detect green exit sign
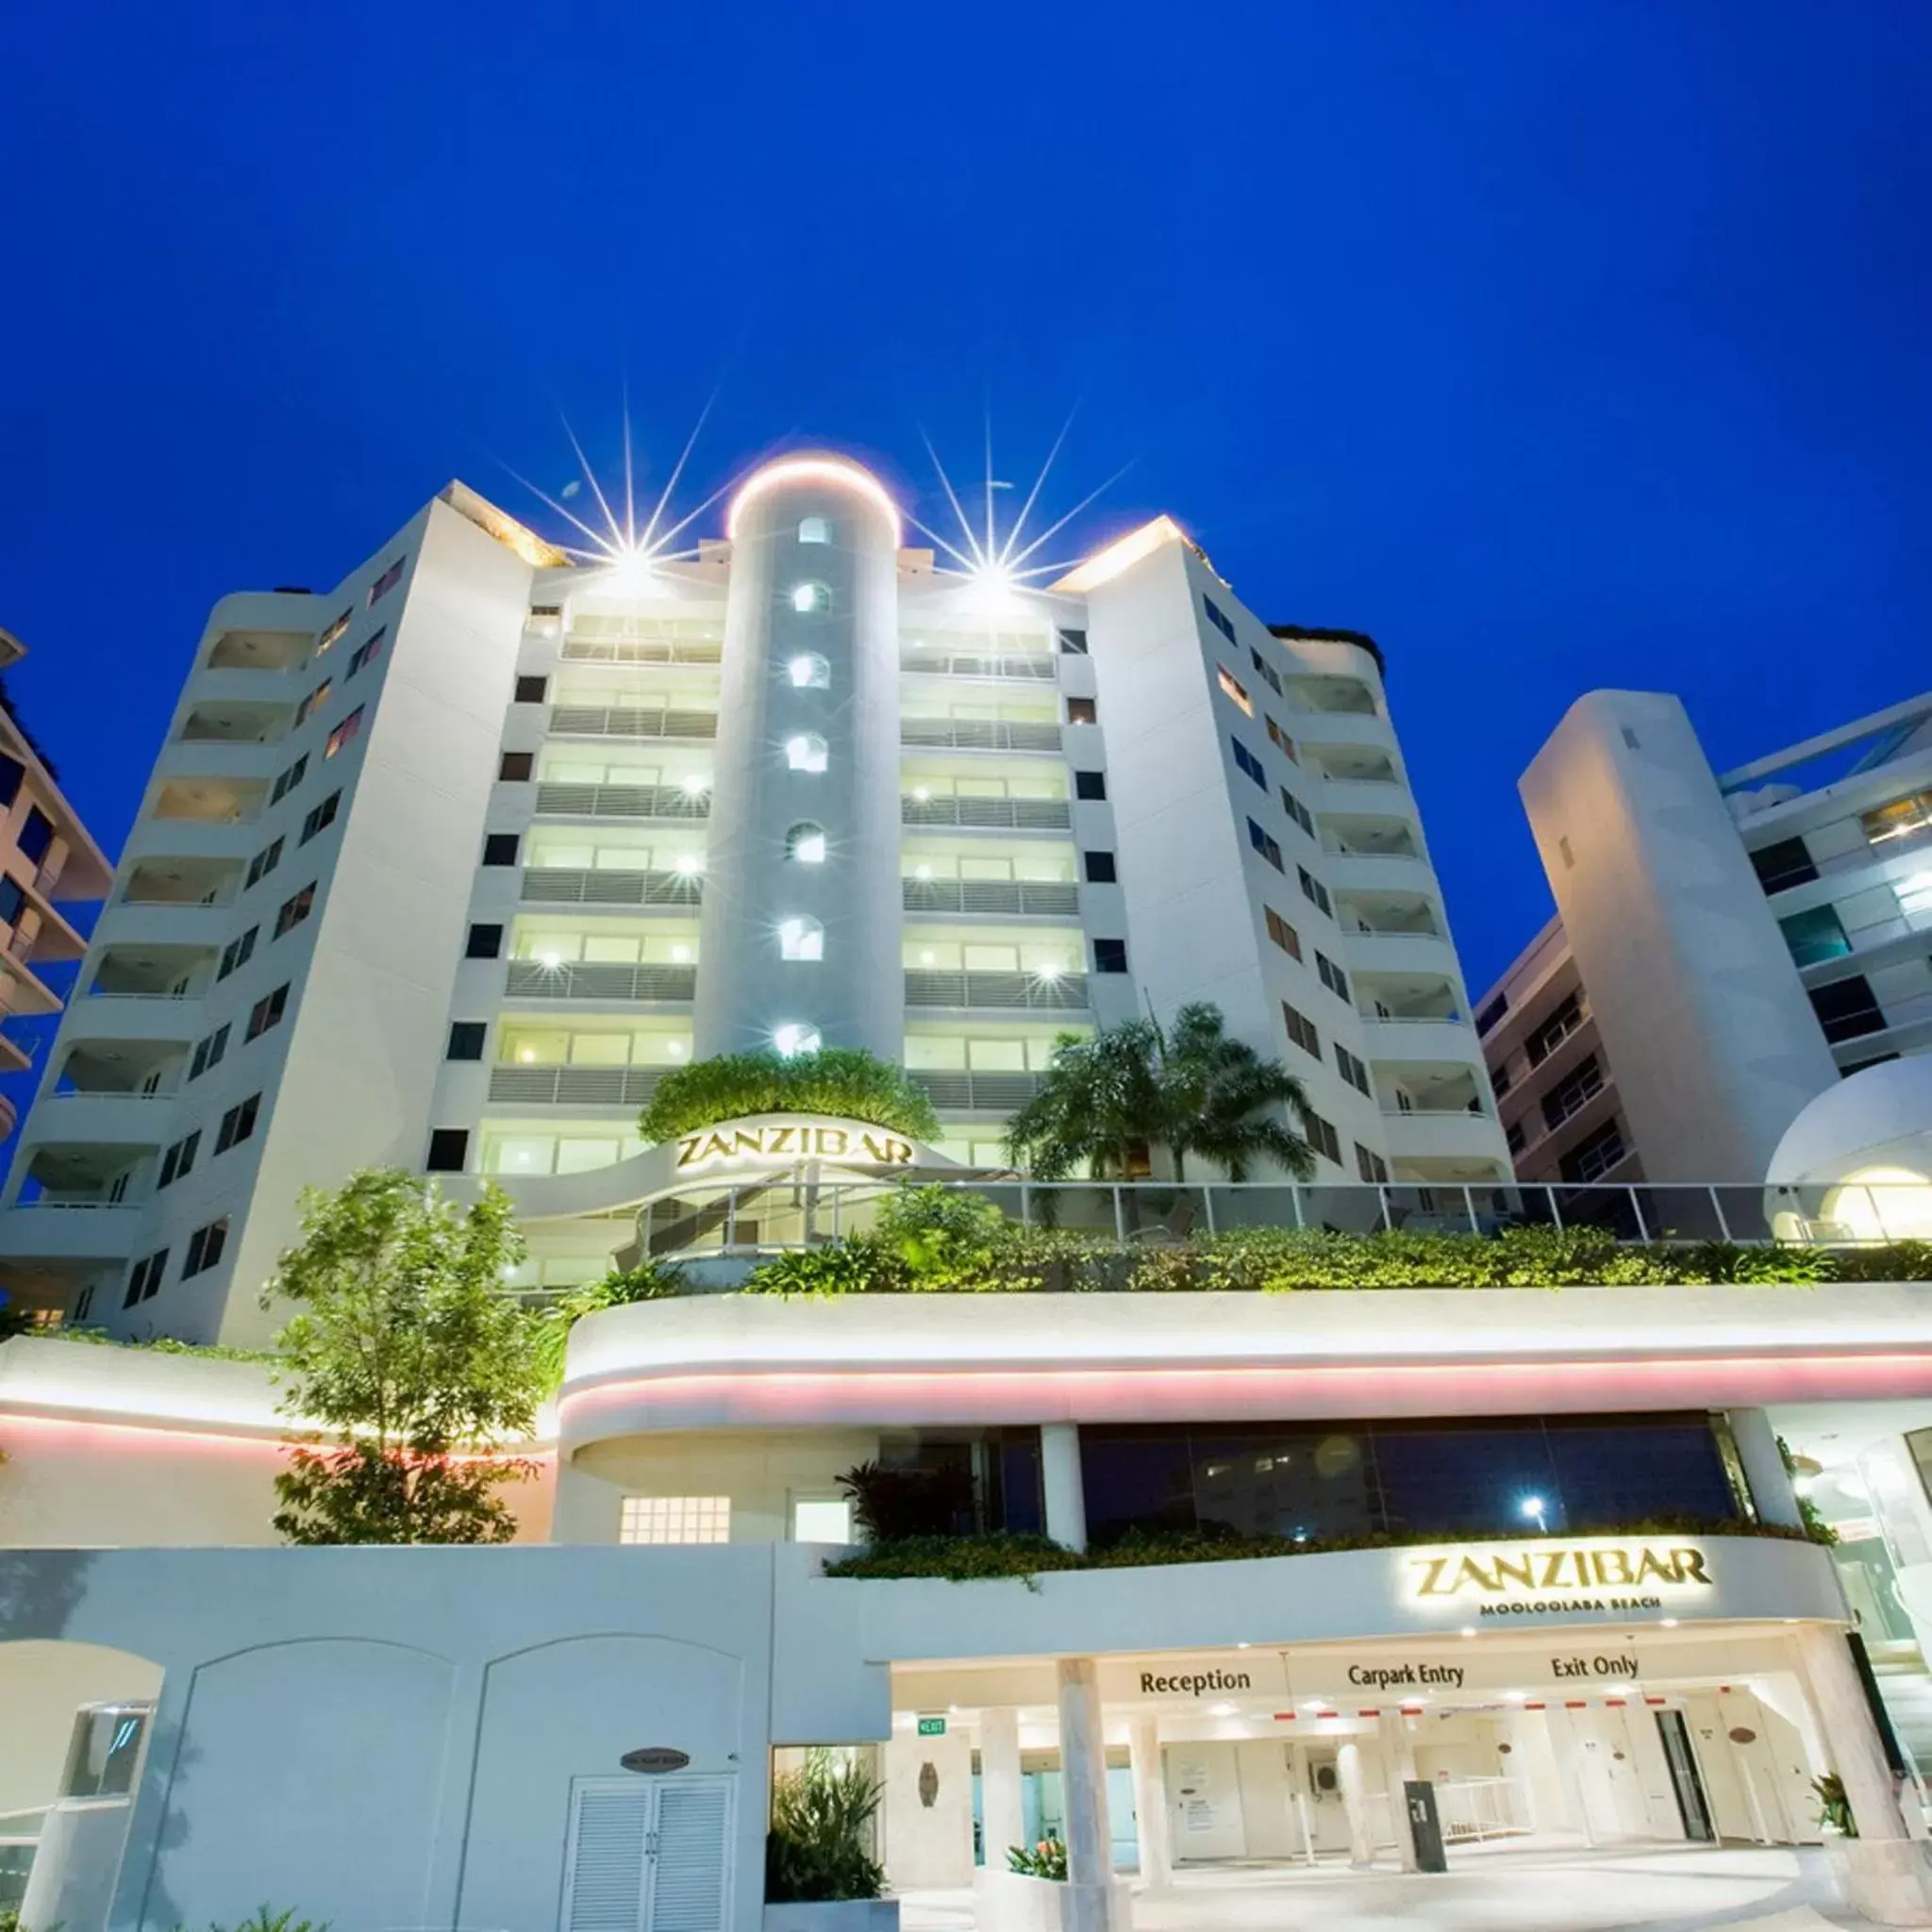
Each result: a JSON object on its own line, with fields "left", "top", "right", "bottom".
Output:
{"left": 916, "top": 1716, "right": 947, "bottom": 1737}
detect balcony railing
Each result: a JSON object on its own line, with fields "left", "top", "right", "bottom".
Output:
{"left": 487, "top": 1064, "right": 666, "bottom": 1106}
{"left": 520, "top": 868, "right": 704, "bottom": 908}
{"left": 910, "top": 1069, "right": 1046, "bottom": 1110}
{"left": 504, "top": 962, "right": 697, "bottom": 1002}
{"left": 561, "top": 636, "right": 723, "bottom": 665}
{"left": 902, "top": 878, "right": 1080, "bottom": 918}
{"left": 533, "top": 783, "right": 711, "bottom": 822}
{"left": 547, "top": 706, "right": 717, "bottom": 741}
{"left": 901, "top": 720, "right": 1062, "bottom": 754}
{"left": 901, "top": 650, "right": 1057, "bottom": 682}
{"left": 901, "top": 795, "right": 1072, "bottom": 831}
{"left": 904, "top": 969, "right": 1090, "bottom": 1011}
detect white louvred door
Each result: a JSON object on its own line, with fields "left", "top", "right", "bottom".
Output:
{"left": 561, "top": 1780, "right": 652, "bottom": 1932}
{"left": 643, "top": 1776, "right": 734, "bottom": 1932}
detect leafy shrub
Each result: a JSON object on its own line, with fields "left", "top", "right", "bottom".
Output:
{"left": 766, "top": 1753, "right": 886, "bottom": 1902}
{"left": 639, "top": 1048, "right": 940, "bottom": 1143}
{"left": 824, "top": 1532, "right": 1083, "bottom": 1582}
{"left": 839, "top": 1459, "right": 977, "bottom": 1540}
{"left": 743, "top": 1241, "right": 907, "bottom": 1298}
{"left": 1008, "top": 1837, "right": 1069, "bottom": 1879}
{"left": 180, "top": 1911, "right": 331, "bottom": 1932}
{"left": 533, "top": 1260, "right": 687, "bottom": 1387}
{"left": 873, "top": 1184, "right": 1014, "bottom": 1291}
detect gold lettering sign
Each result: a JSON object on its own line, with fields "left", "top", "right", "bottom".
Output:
{"left": 674, "top": 1118, "right": 917, "bottom": 1174}
{"left": 1407, "top": 1543, "right": 1713, "bottom": 1619}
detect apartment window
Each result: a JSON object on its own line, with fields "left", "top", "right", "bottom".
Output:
{"left": 1083, "top": 851, "right": 1118, "bottom": 884}
{"left": 1863, "top": 791, "right": 1932, "bottom": 849}
{"left": 1282, "top": 1001, "right": 1321, "bottom": 1059}
{"left": 270, "top": 753, "right": 308, "bottom": 804}
{"left": 1266, "top": 716, "right": 1296, "bottom": 761}
{"left": 1490, "top": 1059, "right": 1513, "bottom": 1099}
{"left": 1541, "top": 1054, "right": 1605, "bottom": 1130}
{"left": 1749, "top": 836, "right": 1817, "bottom": 894}
{"left": 1506, "top": 1119, "right": 1526, "bottom": 1157}
{"left": 445, "top": 1021, "right": 488, "bottom": 1061}
{"left": 482, "top": 833, "right": 520, "bottom": 867}
{"left": 1355, "top": 1142, "right": 1390, "bottom": 1184}
{"left": 1204, "top": 596, "right": 1238, "bottom": 645}
{"left": 1297, "top": 865, "right": 1332, "bottom": 917}
{"left": 158, "top": 1130, "right": 201, "bottom": 1189}
{"left": 273, "top": 884, "right": 315, "bottom": 939}
{"left": 294, "top": 678, "right": 332, "bottom": 727}
{"left": 1280, "top": 788, "right": 1315, "bottom": 838}
{"left": 300, "top": 791, "right": 341, "bottom": 843}
{"left": 316, "top": 608, "right": 352, "bottom": 655}
{"left": 797, "top": 516, "right": 832, "bottom": 544}
{"left": 1247, "top": 647, "right": 1283, "bottom": 696}
{"left": 188, "top": 1024, "right": 230, "bottom": 1081}
{"left": 498, "top": 751, "right": 534, "bottom": 782}
{"left": 1264, "top": 906, "right": 1302, "bottom": 959}
{"left": 1302, "top": 1109, "right": 1341, "bottom": 1166}
{"left": 0, "top": 878, "right": 26, "bottom": 927}
{"left": 1067, "top": 696, "right": 1098, "bottom": 725}
{"left": 346, "top": 628, "right": 386, "bottom": 678}
{"left": 1524, "top": 993, "right": 1582, "bottom": 1067}
{"left": 1074, "top": 769, "right": 1107, "bottom": 801}
{"left": 1057, "top": 628, "right": 1089, "bottom": 656}
{"left": 785, "top": 822, "right": 826, "bottom": 865}
{"left": 216, "top": 928, "right": 258, "bottom": 980}
{"left": 1810, "top": 975, "right": 1886, "bottom": 1044}
{"left": 182, "top": 1218, "right": 230, "bottom": 1278}
{"left": 368, "top": 557, "right": 407, "bottom": 605}
{"left": 1559, "top": 1119, "right": 1626, "bottom": 1185}
{"left": 425, "top": 1128, "right": 470, "bottom": 1173}
{"left": 0, "top": 755, "right": 22, "bottom": 809}
{"left": 1474, "top": 992, "right": 1509, "bottom": 1038}
{"left": 1247, "top": 820, "right": 1284, "bottom": 871}
{"left": 785, "top": 733, "right": 828, "bottom": 774}
{"left": 1335, "top": 1042, "right": 1372, "bottom": 1095}
{"left": 244, "top": 837, "right": 284, "bottom": 890}
{"left": 466, "top": 923, "right": 504, "bottom": 959}
{"left": 122, "top": 1248, "right": 169, "bottom": 1308}
{"left": 788, "top": 652, "right": 831, "bottom": 690}
{"left": 214, "top": 1093, "right": 261, "bottom": 1154}
{"left": 620, "top": 1496, "right": 730, "bottom": 1545}
{"left": 1315, "top": 952, "right": 1350, "bottom": 1001}
{"left": 1093, "top": 938, "right": 1128, "bottom": 974}
{"left": 325, "top": 708, "right": 365, "bottom": 758}
{"left": 1231, "top": 738, "right": 1266, "bottom": 789}
{"left": 778, "top": 916, "right": 824, "bottom": 961}
{"left": 1216, "top": 666, "right": 1254, "bottom": 716}
{"left": 1779, "top": 905, "right": 1853, "bottom": 969}
{"left": 244, "top": 983, "right": 290, "bottom": 1041}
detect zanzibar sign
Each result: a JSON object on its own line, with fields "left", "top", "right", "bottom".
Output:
{"left": 1408, "top": 1543, "right": 1715, "bottom": 1618}
{"left": 675, "top": 1119, "right": 917, "bottom": 1174}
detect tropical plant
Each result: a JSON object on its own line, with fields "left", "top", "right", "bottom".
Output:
{"left": 765, "top": 1751, "right": 887, "bottom": 1902}
{"left": 872, "top": 1183, "right": 1015, "bottom": 1291}
{"left": 639, "top": 1047, "right": 941, "bottom": 1143}
{"left": 261, "top": 1169, "right": 543, "bottom": 1545}
{"left": 191, "top": 1912, "right": 331, "bottom": 1932}
{"left": 1812, "top": 1771, "right": 1856, "bottom": 1836}
{"left": 839, "top": 1458, "right": 977, "bottom": 1540}
{"left": 743, "top": 1241, "right": 906, "bottom": 1298}
{"left": 1008, "top": 1837, "right": 1069, "bottom": 1879}
{"left": 532, "top": 1259, "right": 687, "bottom": 1389}
{"left": 1005, "top": 1004, "right": 1313, "bottom": 1183}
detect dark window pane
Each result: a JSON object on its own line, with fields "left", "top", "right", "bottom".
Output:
{"left": 425, "top": 1128, "right": 469, "bottom": 1173}
{"left": 466, "top": 923, "right": 504, "bottom": 959}
{"left": 1750, "top": 837, "right": 1817, "bottom": 894}
{"left": 1545, "top": 1417, "right": 1738, "bottom": 1527}
{"left": 1810, "top": 976, "right": 1885, "bottom": 1043}
{"left": 1074, "top": 769, "right": 1107, "bottom": 801}
{"left": 1078, "top": 1427, "right": 1198, "bottom": 1545}
{"left": 1371, "top": 1421, "right": 1559, "bottom": 1538}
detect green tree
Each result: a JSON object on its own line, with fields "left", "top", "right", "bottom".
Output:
{"left": 262, "top": 1169, "right": 542, "bottom": 1545}
{"left": 637, "top": 1046, "right": 941, "bottom": 1143}
{"left": 1004, "top": 1003, "right": 1315, "bottom": 1182}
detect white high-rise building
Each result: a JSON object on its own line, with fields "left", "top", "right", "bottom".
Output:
{"left": 0, "top": 457, "right": 1506, "bottom": 1343}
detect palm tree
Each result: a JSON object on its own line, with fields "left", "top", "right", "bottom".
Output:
{"left": 1004, "top": 1002, "right": 1316, "bottom": 1183}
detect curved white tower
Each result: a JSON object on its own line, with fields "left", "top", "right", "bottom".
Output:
{"left": 694, "top": 457, "right": 905, "bottom": 1059}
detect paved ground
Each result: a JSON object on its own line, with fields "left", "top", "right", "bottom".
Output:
{"left": 901, "top": 1842, "right": 1869, "bottom": 1930}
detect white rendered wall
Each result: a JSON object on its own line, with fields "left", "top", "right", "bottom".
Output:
{"left": 0, "top": 1641, "right": 162, "bottom": 1816}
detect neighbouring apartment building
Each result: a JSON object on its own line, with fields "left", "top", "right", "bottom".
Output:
{"left": 0, "top": 456, "right": 1507, "bottom": 1345}
{"left": 1478, "top": 689, "right": 1932, "bottom": 1191}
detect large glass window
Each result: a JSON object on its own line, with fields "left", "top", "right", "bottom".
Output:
{"left": 1780, "top": 904, "right": 1853, "bottom": 968}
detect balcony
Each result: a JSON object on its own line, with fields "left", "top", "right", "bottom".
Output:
{"left": 86, "top": 944, "right": 216, "bottom": 999}
{"left": 900, "top": 795, "right": 1072, "bottom": 832}
{"left": 1288, "top": 675, "right": 1378, "bottom": 717}
{"left": 121, "top": 857, "right": 242, "bottom": 910}
{"left": 547, "top": 705, "right": 717, "bottom": 741}
{"left": 0, "top": 1199, "right": 145, "bottom": 1263}
{"left": 177, "top": 700, "right": 291, "bottom": 744}
{"left": 25, "top": 1091, "right": 173, "bottom": 1143}
{"left": 900, "top": 646, "right": 1057, "bottom": 682}
{"left": 60, "top": 995, "right": 204, "bottom": 1046}
{"left": 901, "top": 878, "right": 1080, "bottom": 919}
{"left": 150, "top": 776, "right": 268, "bottom": 826}
{"left": 504, "top": 961, "right": 697, "bottom": 1003}
{"left": 910, "top": 1069, "right": 1045, "bottom": 1111}
{"left": 0, "top": 948, "right": 61, "bottom": 1020}
{"left": 486, "top": 1064, "right": 666, "bottom": 1107}
{"left": 1359, "top": 1016, "right": 1474, "bottom": 1062}
{"left": 901, "top": 719, "right": 1062, "bottom": 755}
{"left": 560, "top": 634, "right": 723, "bottom": 667}
{"left": 904, "top": 970, "right": 1090, "bottom": 1011}
{"left": 1323, "top": 852, "right": 1436, "bottom": 898}
{"left": 533, "top": 783, "right": 711, "bottom": 823}
{"left": 206, "top": 627, "right": 311, "bottom": 672}
{"left": 519, "top": 868, "right": 704, "bottom": 908}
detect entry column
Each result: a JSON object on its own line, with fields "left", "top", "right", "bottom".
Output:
{"left": 1728, "top": 1407, "right": 1805, "bottom": 1529}
{"left": 1057, "top": 1657, "right": 1119, "bottom": 1932}
{"left": 1127, "top": 1716, "right": 1171, "bottom": 1889}
{"left": 980, "top": 1707, "right": 1025, "bottom": 1874}
{"left": 1041, "top": 1423, "right": 1088, "bottom": 1551}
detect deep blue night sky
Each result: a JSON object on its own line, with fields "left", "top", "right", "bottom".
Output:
{"left": 4, "top": 0, "right": 1928, "bottom": 998}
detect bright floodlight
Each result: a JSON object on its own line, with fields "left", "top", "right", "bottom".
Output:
{"left": 1520, "top": 1494, "right": 1549, "bottom": 1529}
{"left": 538, "top": 950, "right": 562, "bottom": 970}
{"left": 673, "top": 854, "right": 702, "bottom": 876}
{"left": 603, "top": 546, "right": 663, "bottom": 596}
{"left": 681, "top": 773, "right": 709, "bottom": 797}
{"left": 774, "top": 1022, "right": 822, "bottom": 1058}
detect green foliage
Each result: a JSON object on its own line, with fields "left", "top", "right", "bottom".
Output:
{"left": 839, "top": 1459, "right": 977, "bottom": 1540}
{"left": 532, "top": 1260, "right": 687, "bottom": 1388}
{"left": 262, "top": 1170, "right": 542, "bottom": 1545}
{"left": 1007, "top": 1837, "right": 1068, "bottom": 1880}
{"left": 1779, "top": 1433, "right": 1841, "bottom": 1547}
{"left": 639, "top": 1048, "right": 941, "bottom": 1143}
{"left": 24, "top": 1325, "right": 276, "bottom": 1362}
{"left": 176, "top": 1912, "right": 329, "bottom": 1932}
{"left": 765, "top": 1752, "right": 887, "bottom": 1903}
{"left": 1005, "top": 1003, "right": 1314, "bottom": 1183}
{"left": 1813, "top": 1771, "right": 1856, "bottom": 1836}
{"left": 873, "top": 1184, "right": 1014, "bottom": 1290}
{"left": 824, "top": 1532, "right": 1081, "bottom": 1582}
{"left": 743, "top": 1241, "right": 908, "bottom": 1298}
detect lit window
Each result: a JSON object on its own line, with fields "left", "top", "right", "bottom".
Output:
{"left": 325, "top": 707, "right": 365, "bottom": 758}
{"left": 786, "top": 822, "right": 827, "bottom": 864}
{"left": 620, "top": 1496, "right": 730, "bottom": 1545}
{"left": 798, "top": 517, "right": 832, "bottom": 545}
{"left": 779, "top": 916, "right": 824, "bottom": 961}
{"left": 789, "top": 652, "right": 830, "bottom": 689}
{"left": 791, "top": 1496, "right": 854, "bottom": 1542}
{"left": 791, "top": 581, "right": 831, "bottom": 614}
{"left": 774, "top": 1023, "right": 822, "bottom": 1058}
{"left": 785, "top": 733, "right": 828, "bottom": 773}
{"left": 1217, "top": 666, "right": 1254, "bottom": 716}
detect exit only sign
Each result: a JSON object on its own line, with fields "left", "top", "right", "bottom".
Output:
{"left": 916, "top": 1715, "right": 947, "bottom": 1737}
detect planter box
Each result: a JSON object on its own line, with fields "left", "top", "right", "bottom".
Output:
{"left": 974, "top": 1867, "right": 1133, "bottom": 1932}
{"left": 765, "top": 1900, "right": 901, "bottom": 1932}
